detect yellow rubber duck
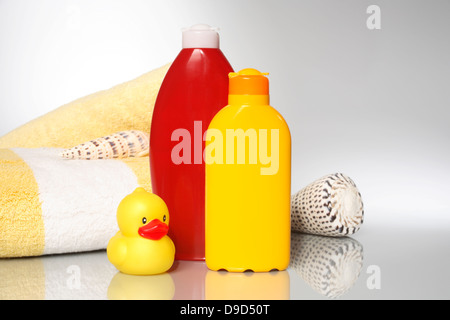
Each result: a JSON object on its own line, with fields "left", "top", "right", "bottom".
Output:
{"left": 107, "top": 188, "right": 175, "bottom": 275}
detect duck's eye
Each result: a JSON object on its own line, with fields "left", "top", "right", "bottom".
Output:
{"left": 142, "top": 217, "right": 147, "bottom": 224}
{"left": 163, "top": 215, "right": 167, "bottom": 222}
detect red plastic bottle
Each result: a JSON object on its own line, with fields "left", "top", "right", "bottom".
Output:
{"left": 150, "top": 24, "right": 234, "bottom": 261}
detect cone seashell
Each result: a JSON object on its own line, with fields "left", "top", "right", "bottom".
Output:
{"left": 290, "top": 233, "right": 364, "bottom": 298}
{"left": 60, "top": 131, "right": 149, "bottom": 160}
{"left": 291, "top": 173, "right": 364, "bottom": 237}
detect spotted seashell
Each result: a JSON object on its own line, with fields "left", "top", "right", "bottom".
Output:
{"left": 60, "top": 131, "right": 149, "bottom": 160}
{"left": 290, "top": 233, "right": 364, "bottom": 298}
{"left": 291, "top": 173, "right": 364, "bottom": 237}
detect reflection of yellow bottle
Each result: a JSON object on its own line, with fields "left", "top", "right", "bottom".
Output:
{"left": 205, "top": 68, "right": 291, "bottom": 272}
{"left": 205, "top": 270, "right": 290, "bottom": 300}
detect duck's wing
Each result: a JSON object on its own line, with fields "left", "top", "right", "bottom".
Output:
{"left": 107, "top": 234, "right": 127, "bottom": 267}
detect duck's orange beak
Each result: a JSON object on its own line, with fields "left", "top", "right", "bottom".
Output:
{"left": 138, "top": 219, "right": 168, "bottom": 240}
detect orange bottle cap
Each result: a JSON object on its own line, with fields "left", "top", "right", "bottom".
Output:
{"left": 229, "top": 68, "right": 269, "bottom": 95}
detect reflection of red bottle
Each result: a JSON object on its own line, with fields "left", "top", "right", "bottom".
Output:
{"left": 150, "top": 24, "right": 233, "bottom": 261}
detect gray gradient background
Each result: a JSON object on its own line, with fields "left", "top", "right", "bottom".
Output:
{"left": 2, "top": 0, "right": 449, "bottom": 226}
{"left": 1, "top": 0, "right": 449, "bottom": 299}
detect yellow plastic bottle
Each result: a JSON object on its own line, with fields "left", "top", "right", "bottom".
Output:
{"left": 205, "top": 68, "right": 291, "bottom": 272}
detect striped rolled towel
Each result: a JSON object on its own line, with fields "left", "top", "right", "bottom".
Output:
{"left": 0, "top": 148, "right": 150, "bottom": 258}
{"left": 291, "top": 173, "right": 364, "bottom": 237}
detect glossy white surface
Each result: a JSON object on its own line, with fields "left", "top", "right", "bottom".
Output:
{"left": 1, "top": 222, "right": 449, "bottom": 300}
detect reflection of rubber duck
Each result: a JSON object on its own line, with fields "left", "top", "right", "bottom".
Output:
{"left": 107, "top": 188, "right": 175, "bottom": 275}
{"left": 108, "top": 272, "right": 175, "bottom": 300}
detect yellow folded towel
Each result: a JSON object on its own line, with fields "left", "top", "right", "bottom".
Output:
{"left": 0, "top": 64, "right": 169, "bottom": 258}
{"left": 0, "top": 148, "right": 150, "bottom": 258}
{"left": 0, "top": 64, "right": 170, "bottom": 149}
